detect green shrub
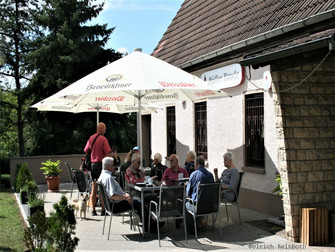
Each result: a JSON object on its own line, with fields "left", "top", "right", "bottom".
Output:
{"left": 0, "top": 173, "right": 10, "bottom": 189}
{"left": 24, "top": 195, "right": 78, "bottom": 251}
{"left": 21, "top": 180, "right": 38, "bottom": 195}
{"left": 15, "top": 162, "right": 33, "bottom": 193}
{"left": 24, "top": 211, "right": 49, "bottom": 251}
{"left": 27, "top": 193, "right": 45, "bottom": 208}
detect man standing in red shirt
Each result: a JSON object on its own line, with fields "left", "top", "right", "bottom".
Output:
{"left": 84, "top": 122, "right": 112, "bottom": 216}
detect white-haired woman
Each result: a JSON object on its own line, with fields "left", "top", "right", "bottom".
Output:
{"left": 214, "top": 152, "right": 240, "bottom": 201}
{"left": 150, "top": 153, "right": 167, "bottom": 185}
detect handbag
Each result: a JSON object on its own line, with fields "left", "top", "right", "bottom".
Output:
{"left": 82, "top": 134, "right": 101, "bottom": 171}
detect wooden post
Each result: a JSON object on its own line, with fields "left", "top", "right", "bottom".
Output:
{"left": 299, "top": 207, "right": 328, "bottom": 245}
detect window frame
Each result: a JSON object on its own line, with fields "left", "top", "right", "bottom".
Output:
{"left": 195, "top": 101, "right": 207, "bottom": 159}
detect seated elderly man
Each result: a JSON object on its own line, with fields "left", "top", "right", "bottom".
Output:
{"left": 184, "top": 150, "right": 196, "bottom": 175}
{"left": 184, "top": 155, "right": 214, "bottom": 232}
{"left": 162, "top": 154, "right": 189, "bottom": 186}
{"left": 97, "top": 156, "right": 141, "bottom": 217}
{"left": 150, "top": 152, "right": 167, "bottom": 185}
{"left": 125, "top": 153, "right": 146, "bottom": 196}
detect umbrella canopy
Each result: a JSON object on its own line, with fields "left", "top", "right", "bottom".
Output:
{"left": 31, "top": 100, "right": 161, "bottom": 125}
{"left": 33, "top": 50, "right": 231, "bottom": 165}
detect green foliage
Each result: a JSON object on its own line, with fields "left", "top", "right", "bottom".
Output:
{"left": 0, "top": 173, "right": 10, "bottom": 189}
{"left": 23, "top": 0, "right": 128, "bottom": 156}
{"left": 15, "top": 162, "right": 33, "bottom": 193}
{"left": 47, "top": 195, "right": 78, "bottom": 251}
{"left": 27, "top": 193, "right": 45, "bottom": 208}
{"left": 24, "top": 195, "right": 78, "bottom": 251}
{"left": 24, "top": 210, "right": 49, "bottom": 251}
{"left": 21, "top": 180, "right": 38, "bottom": 194}
{"left": 273, "top": 174, "right": 283, "bottom": 196}
{"left": 0, "top": 89, "right": 20, "bottom": 157}
{"left": 40, "top": 159, "right": 62, "bottom": 177}
{"left": 0, "top": 0, "right": 40, "bottom": 156}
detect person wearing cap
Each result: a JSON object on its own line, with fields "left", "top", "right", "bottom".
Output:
{"left": 133, "top": 146, "right": 145, "bottom": 167}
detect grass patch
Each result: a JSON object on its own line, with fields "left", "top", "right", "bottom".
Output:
{"left": 0, "top": 189, "right": 26, "bottom": 251}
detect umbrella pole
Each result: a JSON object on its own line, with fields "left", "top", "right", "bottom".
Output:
{"left": 137, "top": 91, "right": 143, "bottom": 168}
{"left": 97, "top": 109, "right": 100, "bottom": 125}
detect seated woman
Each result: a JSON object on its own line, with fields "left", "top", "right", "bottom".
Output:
{"left": 125, "top": 153, "right": 163, "bottom": 231}
{"left": 150, "top": 153, "right": 167, "bottom": 185}
{"left": 214, "top": 152, "right": 240, "bottom": 202}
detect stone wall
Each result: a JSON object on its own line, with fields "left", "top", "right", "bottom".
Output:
{"left": 271, "top": 50, "right": 335, "bottom": 242}
{"left": 10, "top": 153, "right": 127, "bottom": 187}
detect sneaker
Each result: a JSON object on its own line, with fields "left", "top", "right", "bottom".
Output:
{"left": 91, "top": 210, "right": 97, "bottom": 216}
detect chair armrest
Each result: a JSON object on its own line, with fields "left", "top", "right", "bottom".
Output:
{"left": 149, "top": 200, "right": 158, "bottom": 213}
{"left": 185, "top": 197, "right": 195, "bottom": 205}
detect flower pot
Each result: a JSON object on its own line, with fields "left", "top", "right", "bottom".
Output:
{"left": 46, "top": 176, "right": 60, "bottom": 192}
{"left": 28, "top": 205, "right": 44, "bottom": 217}
{"left": 20, "top": 191, "right": 28, "bottom": 204}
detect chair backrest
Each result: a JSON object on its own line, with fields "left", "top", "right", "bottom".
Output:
{"left": 97, "top": 182, "right": 112, "bottom": 213}
{"left": 235, "top": 172, "right": 244, "bottom": 199}
{"left": 120, "top": 171, "right": 127, "bottom": 191}
{"left": 158, "top": 185, "right": 185, "bottom": 218}
{"left": 65, "top": 162, "right": 76, "bottom": 183}
{"left": 195, "top": 182, "right": 221, "bottom": 215}
{"left": 73, "top": 170, "right": 87, "bottom": 192}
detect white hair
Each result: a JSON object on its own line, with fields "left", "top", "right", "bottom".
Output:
{"left": 154, "top": 153, "right": 162, "bottom": 163}
{"left": 223, "top": 152, "right": 234, "bottom": 161}
{"left": 102, "top": 157, "right": 114, "bottom": 170}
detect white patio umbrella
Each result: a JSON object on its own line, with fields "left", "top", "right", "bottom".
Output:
{"left": 31, "top": 99, "right": 161, "bottom": 125}
{"left": 34, "top": 50, "right": 231, "bottom": 166}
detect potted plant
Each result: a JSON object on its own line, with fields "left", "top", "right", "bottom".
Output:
{"left": 20, "top": 180, "right": 38, "bottom": 204}
{"left": 27, "top": 193, "right": 45, "bottom": 217}
{"left": 40, "top": 159, "right": 62, "bottom": 192}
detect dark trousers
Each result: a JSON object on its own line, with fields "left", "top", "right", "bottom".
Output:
{"left": 110, "top": 200, "right": 137, "bottom": 214}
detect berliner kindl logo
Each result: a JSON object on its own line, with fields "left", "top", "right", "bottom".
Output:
{"left": 106, "top": 74, "right": 122, "bottom": 82}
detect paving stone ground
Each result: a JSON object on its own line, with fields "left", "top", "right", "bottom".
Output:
{"left": 16, "top": 183, "right": 334, "bottom": 251}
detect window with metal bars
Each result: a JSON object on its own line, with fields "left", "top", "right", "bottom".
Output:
{"left": 195, "top": 102, "right": 207, "bottom": 158}
{"left": 167, "top": 106, "right": 176, "bottom": 156}
{"left": 245, "top": 93, "right": 264, "bottom": 167}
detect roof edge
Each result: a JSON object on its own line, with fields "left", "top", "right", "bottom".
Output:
{"left": 179, "top": 9, "right": 335, "bottom": 69}
{"left": 239, "top": 36, "right": 335, "bottom": 67}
